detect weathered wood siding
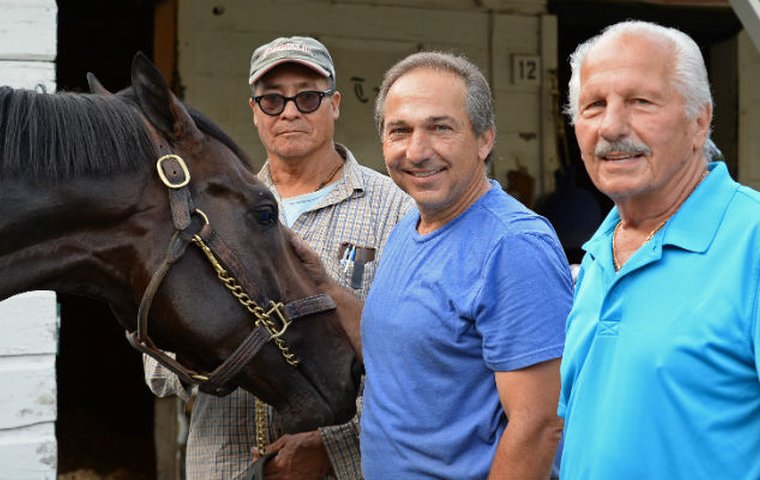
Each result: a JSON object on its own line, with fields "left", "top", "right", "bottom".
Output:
{"left": 0, "top": 0, "right": 56, "bottom": 90}
{"left": 0, "top": 0, "right": 58, "bottom": 478}
{"left": 0, "top": 292, "right": 59, "bottom": 480}
{"left": 738, "top": 29, "right": 760, "bottom": 190}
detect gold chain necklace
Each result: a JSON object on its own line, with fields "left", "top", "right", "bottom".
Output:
{"left": 612, "top": 220, "right": 666, "bottom": 271}
{"left": 315, "top": 159, "right": 343, "bottom": 191}
{"left": 270, "top": 158, "right": 343, "bottom": 192}
{"left": 612, "top": 169, "right": 709, "bottom": 272}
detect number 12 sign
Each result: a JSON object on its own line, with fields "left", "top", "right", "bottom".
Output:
{"left": 511, "top": 54, "right": 541, "bottom": 86}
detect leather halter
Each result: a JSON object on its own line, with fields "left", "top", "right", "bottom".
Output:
{"left": 126, "top": 153, "right": 337, "bottom": 396}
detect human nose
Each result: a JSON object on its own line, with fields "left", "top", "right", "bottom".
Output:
{"left": 405, "top": 130, "right": 433, "bottom": 163}
{"left": 598, "top": 100, "right": 630, "bottom": 141}
{"left": 279, "top": 98, "right": 302, "bottom": 118}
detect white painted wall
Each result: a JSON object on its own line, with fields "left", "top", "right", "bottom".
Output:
{"left": 0, "top": 0, "right": 59, "bottom": 478}
{"left": 0, "top": 0, "right": 56, "bottom": 91}
{"left": 176, "top": 0, "right": 555, "bottom": 200}
{"left": 0, "top": 292, "right": 59, "bottom": 480}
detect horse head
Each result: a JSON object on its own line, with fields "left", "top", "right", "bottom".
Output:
{"left": 0, "top": 53, "right": 361, "bottom": 433}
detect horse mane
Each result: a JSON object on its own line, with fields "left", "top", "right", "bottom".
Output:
{"left": 112, "top": 86, "right": 253, "bottom": 167}
{"left": 0, "top": 86, "right": 156, "bottom": 182}
{"left": 186, "top": 105, "right": 253, "bottom": 166}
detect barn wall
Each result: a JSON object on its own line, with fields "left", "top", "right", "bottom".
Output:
{"left": 0, "top": 292, "right": 59, "bottom": 479}
{"left": 738, "top": 29, "right": 760, "bottom": 190}
{"left": 175, "top": 0, "right": 557, "bottom": 202}
{"left": 0, "top": 0, "right": 58, "bottom": 478}
{"left": 0, "top": 0, "right": 56, "bottom": 90}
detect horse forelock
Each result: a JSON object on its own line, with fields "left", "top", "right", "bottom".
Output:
{"left": 0, "top": 86, "right": 156, "bottom": 182}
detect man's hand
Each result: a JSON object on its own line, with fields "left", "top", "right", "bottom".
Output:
{"left": 251, "top": 430, "right": 331, "bottom": 480}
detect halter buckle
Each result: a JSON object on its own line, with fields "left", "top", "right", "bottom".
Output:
{"left": 265, "top": 301, "right": 291, "bottom": 339}
{"left": 156, "top": 154, "right": 191, "bottom": 188}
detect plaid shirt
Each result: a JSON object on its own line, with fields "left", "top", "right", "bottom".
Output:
{"left": 144, "top": 144, "right": 412, "bottom": 479}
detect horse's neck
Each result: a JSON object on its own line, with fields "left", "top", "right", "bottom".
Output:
{"left": 0, "top": 174, "right": 156, "bottom": 308}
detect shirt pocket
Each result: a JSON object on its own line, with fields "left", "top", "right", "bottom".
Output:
{"left": 337, "top": 242, "right": 377, "bottom": 299}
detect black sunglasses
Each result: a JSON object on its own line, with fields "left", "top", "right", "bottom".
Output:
{"left": 253, "top": 90, "right": 335, "bottom": 116}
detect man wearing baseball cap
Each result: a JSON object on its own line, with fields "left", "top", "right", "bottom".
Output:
{"left": 144, "top": 36, "right": 411, "bottom": 479}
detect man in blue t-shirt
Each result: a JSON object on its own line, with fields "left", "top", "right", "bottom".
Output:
{"left": 292, "top": 51, "right": 572, "bottom": 479}
{"left": 355, "top": 51, "right": 570, "bottom": 479}
{"left": 291, "top": 51, "right": 572, "bottom": 478}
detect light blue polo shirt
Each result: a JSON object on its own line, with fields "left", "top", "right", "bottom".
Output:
{"left": 559, "top": 162, "right": 760, "bottom": 479}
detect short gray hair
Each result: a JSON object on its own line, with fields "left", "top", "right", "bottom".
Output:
{"left": 565, "top": 20, "right": 713, "bottom": 125}
{"left": 374, "top": 51, "right": 495, "bottom": 138}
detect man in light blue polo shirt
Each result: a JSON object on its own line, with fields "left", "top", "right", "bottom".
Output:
{"left": 559, "top": 20, "right": 760, "bottom": 479}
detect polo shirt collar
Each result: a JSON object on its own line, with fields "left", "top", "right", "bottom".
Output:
{"left": 582, "top": 203, "right": 618, "bottom": 272}
{"left": 662, "top": 161, "right": 736, "bottom": 253}
{"left": 582, "top": 161, "right": 737, "bottom": 264}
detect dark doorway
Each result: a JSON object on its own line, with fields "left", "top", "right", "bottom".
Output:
{"left": 55, "top": 1, "right": 159, "bottom": 478}
{"left": 56, "top": 295, "right": 156, "bottom": 479}
{"left": 57, "top": 0, "right": 157, "bottom": 93}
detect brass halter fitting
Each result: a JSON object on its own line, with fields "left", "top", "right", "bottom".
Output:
{"left": 156, "top": 154, "right": 191, "bottom": 188}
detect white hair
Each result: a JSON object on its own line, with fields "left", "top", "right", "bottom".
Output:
{"left": 565, "top": 20, "right": 713, "bottom": 125}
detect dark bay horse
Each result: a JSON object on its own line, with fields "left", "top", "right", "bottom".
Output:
{"left": 0, "top": 53, "right": 360, "bottom": 433}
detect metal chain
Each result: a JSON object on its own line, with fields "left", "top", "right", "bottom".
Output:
{"left": 189, "top": 222, "right": 293, "bottom": 463}
{"left": 192, "top": 234, "right": 300, "bottom": 367}
{"left": 255, "top": 397, "right": 268, "bottom": 456}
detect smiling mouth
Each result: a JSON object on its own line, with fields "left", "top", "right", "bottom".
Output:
{"left": 602, "top": 152, "right": 643, "bottom": 161}
{"left": 595, "top": 138, "right": 651, "bottom": 162}
{"left": 409, "top": 167, "right": 445, "bottom": 178}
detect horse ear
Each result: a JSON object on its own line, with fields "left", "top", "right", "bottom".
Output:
{"left": 130, "top": 51, "right": 202, "bottom": 142}
{"left": 86, "top": 72, "right": 112, "bottom": 95}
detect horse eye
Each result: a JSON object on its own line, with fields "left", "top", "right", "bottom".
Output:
{"left": 252, "top": 205, "right": 277, "bottom": 226}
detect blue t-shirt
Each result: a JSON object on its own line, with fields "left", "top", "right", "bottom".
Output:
{"left": 559, "top": 162, "right": 760, "bottom": 479}
{"left": 361, "top": 180, "right": 572, "bottom": 479}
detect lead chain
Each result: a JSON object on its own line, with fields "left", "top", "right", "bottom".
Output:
{"left": 192, "top": 235, "right": 300, "bottom": 366}
{"left": 255, "top": 397, "right": 268, "bottom": 456}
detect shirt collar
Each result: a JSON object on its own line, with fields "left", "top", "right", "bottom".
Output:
{"left": 334, "top": 143, "right": 366, "bottom": 198}
{"left": 582, "top": 161, "right": 737, "bottom": 259}
{"left": 662, "top": 161, "right": 736, "bottom": 253}
{"left": 257, "top": 143, "right": 366, "bottom": 204}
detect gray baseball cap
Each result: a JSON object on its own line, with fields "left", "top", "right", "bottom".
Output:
{"left": 248, "top": 36, "right": 335, "bottom": 86}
